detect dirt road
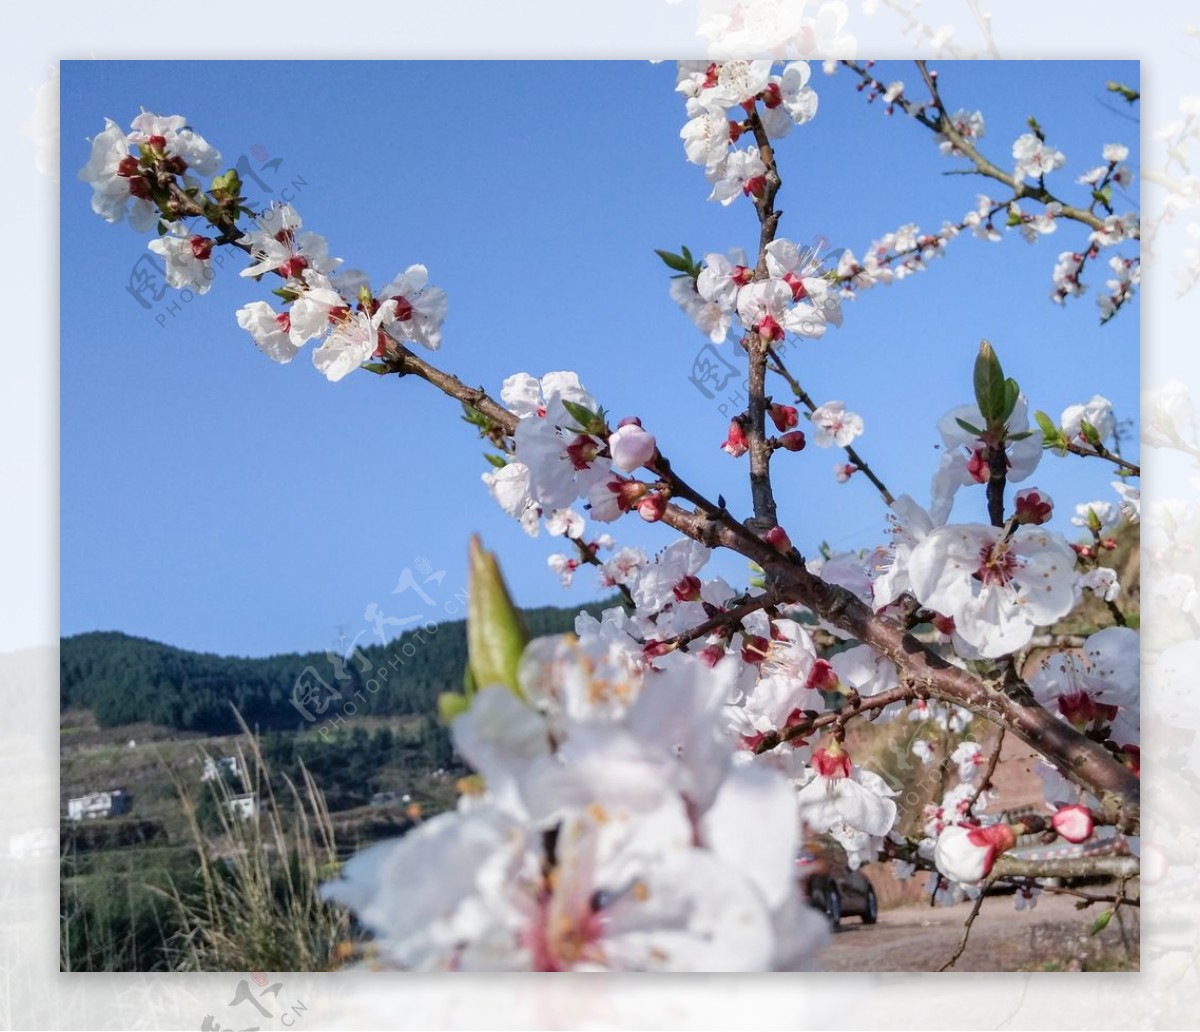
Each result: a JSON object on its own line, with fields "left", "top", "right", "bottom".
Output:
{"left": 817, "top": 888, "right": 1139, "bottom": 972}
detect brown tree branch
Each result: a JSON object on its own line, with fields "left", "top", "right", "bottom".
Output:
{"left": 377, "top": 343, "right": 1140, "bottom": 836}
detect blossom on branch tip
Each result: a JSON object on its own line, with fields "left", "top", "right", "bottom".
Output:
{"left": 1013, "top": 488, "right": 1053, "bottom": 526}
{"left": 1011, "top": 132, "right": 1066, "bottom": 183}
{"left": 934, "top": 823, "right": 1016, "bottom": 883}
{"left": 721, "top": 420, "right": 750, "bottom": 457}
{"left": 809, "top": 401, "right": 863, "bottom": 448}
{"left": 609, "top": 423, "right": 657, "bottom": 473}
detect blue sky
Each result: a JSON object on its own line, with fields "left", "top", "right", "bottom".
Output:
{"left": 61, "top": 59, "right": 1140, "bottom": 657}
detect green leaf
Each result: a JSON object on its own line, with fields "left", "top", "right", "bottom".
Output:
{"left": 1005, "top": 206, "right": 1023, "bottom": 228}
{"left": 1089, "top": 909, "right": 1114, "bottom": 935}
{"left": 1008, "top": 430, "right": 1035, "bottom": 441}
{"left": 973, "top": 341, "right": 1008, "bottom": 425}
{"left": 270, "top": 287, "right": 299, "bottom": 303}
{"left": 484, "top": 452, "right": 508, "bottom": 469}
{"left": 1000, "top": 378, "right": 1020, "bottom": 424}
{"left": 561, "top": 398, "right": 607, "bottom": 436}
{"left": 461, "top": 403, "right": 489, "bottom": 428}
{"left": 360, "top": 362, "right": 391, "bottom": 375}
{"left": 437, "top": 691, "right": 470, "bottom": 723}
{"left": 955, "top": 417, "right": 985, "bottom": 438}
{"left": 1033, "top": 409, "right": 1065, "bottom": 449}
{"left": 466, "top": 536, "right": 530, "bottom": 697}
{"left": 655, "top": 248, "right": 693, "bottom": 274}
{"left": 1125, "top": 613, "right": 1141, "bottom": 629}
{"left": 1080, "top": 419, "right": 1102, "bottom": 447}
{"left": 680, "top": 244, "right": 694, "bottom": 266}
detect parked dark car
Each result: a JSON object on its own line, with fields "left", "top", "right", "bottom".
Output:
{"left": 796, "top": 835, "right": 878, "bottom": 928}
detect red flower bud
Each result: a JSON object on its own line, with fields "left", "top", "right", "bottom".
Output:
{"left": 1013, "top": 488, "right": 1053, "bottom": 526}
{"left": 764, "top": 525, "right": 792, "bottom": 553}
{"left": 637, "top": 493, "right": 667, "bottom": 523}
{"left": 721, "top": 420, "right": 749, "bottom": 458}
{"left": 778, "top": 431, "right": 807, "bottom": 452}
{"left": 769, "top": 403, "right": 799, "bottom": 432}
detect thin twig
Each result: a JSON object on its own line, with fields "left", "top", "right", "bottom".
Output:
{"left": 939, "top": 875, "right": 996, "bottom": 971}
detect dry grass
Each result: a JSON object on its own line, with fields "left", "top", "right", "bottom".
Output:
{"left": 158, "top": 719, "right": 350, "bottom": 972}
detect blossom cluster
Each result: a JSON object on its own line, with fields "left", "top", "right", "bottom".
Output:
{"left": 677, "top": 60, "right": 818, "bottom": 206}
{"left": 79, "top": 112, "right": 446, "bottom": 383}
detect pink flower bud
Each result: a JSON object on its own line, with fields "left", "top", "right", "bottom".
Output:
{"left": 764, "top": 525, "right": 792, "bottom": 553}
{"left": 608, "top": 423, "right": 657, "bottom": 473}
{"left": 1014, "top": 488, "right": 1053, "bottom": 525}
{"left": 769, "top": 403, "right": 799, "bottom": 432}
{"left": 934, "top": 823, "right": 1017, "bottom": 883}
{"left": 721, "top": 420, "right": 749, "bottom": 458}
{"left": 755, "top": 313, "right": 784, "bottom": 341}
{"left": 1051, "top": 805, "right": 1094, "bottom": 844}
{"left": 834, "top": 462, "right": 857, "bottom": 482}
{"left": 637, "top": 493, "right": 667, "bottom": 523}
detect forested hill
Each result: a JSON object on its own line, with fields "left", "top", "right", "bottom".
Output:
{"left": 61, "top": 600, "right": 613, "bottom": 735}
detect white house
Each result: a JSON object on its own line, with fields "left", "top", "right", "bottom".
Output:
{"left": 66, "top": 789, "right": 129, "bottom": 821}
{"left": 226, "top": 792, "right": 259, "bottom": 820}
{"left": 201, "top": 755, "right": 242, "bottom": 782}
